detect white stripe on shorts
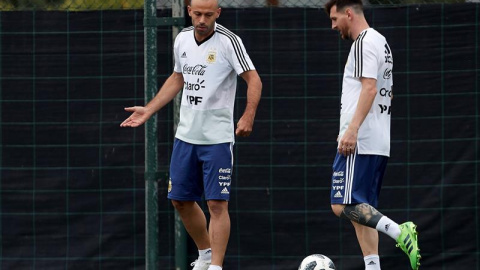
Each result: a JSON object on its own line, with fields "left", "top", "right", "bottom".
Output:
{"left": 344, "top": 149, "right": 357, "bottom": 204}
{"left": 229, "top": 143, "right": 234, "bottom": 171}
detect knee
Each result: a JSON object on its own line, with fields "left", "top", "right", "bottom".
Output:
{"left": 207, "top": 200, "right": 228, "bottom": 218}
{"left": 331, "top": 204, "right": 344, "bottom": 217}
{"left": 171, "top": 200, "right": 194, "bottom": 212}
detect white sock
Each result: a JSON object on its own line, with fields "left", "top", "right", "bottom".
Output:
{"left": 199, "top": 248, "right": 212, "bottom": 261}
{"left": 364, "top": 254, "right": 381, "bottom": 270}
{"left": 207, "top": 265, "right": 222, "bottom": 270}
{"left": 375, "top": 216, "right": 401, "bottom": 240}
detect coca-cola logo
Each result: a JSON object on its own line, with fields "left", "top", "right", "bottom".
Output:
{"left": 183, "top": 64, "right": 207, "bottom": 76}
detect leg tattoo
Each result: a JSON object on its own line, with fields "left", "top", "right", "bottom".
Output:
{"left": 340, "top": 203, "right": 384, "bottom": 228}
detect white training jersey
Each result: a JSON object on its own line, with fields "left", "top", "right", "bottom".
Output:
{"left": 339, "top": 28, "right": 393, "bottom": 156}
{"left": 173, "top": 23, "right": 255, "bottom": 144}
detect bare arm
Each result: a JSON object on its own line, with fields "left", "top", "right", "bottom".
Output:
{"left": 120, "top": 72, "right": 184, "bottom": 127}
{"left": 338, "top": 77, "right": 377, "bottom": 156}
{"left": 236, "top": 70, "right": 262, "bottom": 137}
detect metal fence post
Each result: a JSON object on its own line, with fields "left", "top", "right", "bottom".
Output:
{"left": 144, "top": 0, "right": 159, "bottom": 269}
{"left": 144, "top": 0, "right": 185, "bottom": 269}
{"left": 171, "top": 0, "right": 187, "bottom": 269}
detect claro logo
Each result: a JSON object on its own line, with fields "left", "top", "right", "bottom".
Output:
{"left": 379, "top": 88, "right": 392, "bottom": 97}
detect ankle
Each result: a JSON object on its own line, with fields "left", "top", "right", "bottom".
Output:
{"left": 198, "top": 248, "right": 212, "bottom": 261}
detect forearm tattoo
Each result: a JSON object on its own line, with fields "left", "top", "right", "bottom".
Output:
{"left": 340, "top": 203, "right": 383, "bottom": 228}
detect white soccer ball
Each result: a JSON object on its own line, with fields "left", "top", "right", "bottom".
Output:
{"left": 298, "top": 254, "right": 336, "bottom": 270}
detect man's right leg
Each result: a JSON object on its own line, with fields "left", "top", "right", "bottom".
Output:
{"left": 171, "top": 200, "right": 210, "bottom": 249}
{"left": 168, "top": 140, "right": 212, "bottom": 269}
{"left": 171, "top": 200, "right": 211, "bottom": 270}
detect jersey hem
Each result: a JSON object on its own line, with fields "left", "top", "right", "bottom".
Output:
{"left": 175, "top": 135, "right": 234, "bottom": 145}
{"left": 357, "top": 150, "right": 390, "bottom": 157}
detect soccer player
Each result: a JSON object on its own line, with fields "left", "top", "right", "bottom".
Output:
{"left": 120, "top": 0, "right": 262, "bottom": 269}
{"left": 323, "top": 0, "right": 421, "bottom": 269}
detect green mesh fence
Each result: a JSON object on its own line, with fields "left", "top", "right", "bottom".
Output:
{"left": 0, "top": 9, "right": 155, "bottom": 269}
{"left": 226, "top": 5, "right": 480, "bottom": 269}
{"left": 0, "top": 0, "right": 476, "bottom": 10}
{"left": 0, "top": 1, "right": 479, "bottom": 270}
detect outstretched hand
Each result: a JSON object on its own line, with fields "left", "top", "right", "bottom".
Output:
{"left": 120, "top": 106, "right": 150, "bottom": 127}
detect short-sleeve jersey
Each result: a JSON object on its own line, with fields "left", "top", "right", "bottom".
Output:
{"left": 339, "top": 28, "right": 393, "bottom": 156}
{"left": 173, "top": 23, "right": 255, "bottom": 145}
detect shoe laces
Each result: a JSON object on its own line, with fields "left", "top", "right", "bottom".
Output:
{"left": 190, "top": 259, "right": 210, "bottom": 267}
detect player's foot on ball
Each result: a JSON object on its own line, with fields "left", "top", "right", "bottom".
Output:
{"left": 396, "top": 221, "right": 421, "bottom": 270}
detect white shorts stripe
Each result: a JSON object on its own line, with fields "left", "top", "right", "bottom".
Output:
{"left": 229, "top": 142, "right": 234, "bottom": 169}
{"left": 344, "top": 155, "right": 351, "bottom": 204}
{"left": 349, "top": 150, "right": 357, "bottom": 204}
{"left": 344, "top": 158, "right": 347, "bottom": 204}
{"left": 344, "top": 149, "right": 357, "bottom": 204}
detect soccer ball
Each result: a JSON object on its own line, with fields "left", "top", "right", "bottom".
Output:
{"left": 298, "top": 254, "right": 336, "bottom": 270}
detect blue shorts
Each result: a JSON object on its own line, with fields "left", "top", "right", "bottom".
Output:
{"left": 167, "top": 139, "right": 233, "bottom": 201}
{"left": 330, "top": 149, "right": 388, "bottom": 208}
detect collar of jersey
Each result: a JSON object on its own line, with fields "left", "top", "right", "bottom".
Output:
{"left": 194, "top": 25, "right": 216, "bottom": 46}
{"left": 355, "top": 28, "right": 371, "bottom": 41}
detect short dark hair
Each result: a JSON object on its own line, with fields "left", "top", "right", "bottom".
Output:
{"left": 324, "top": 0, "right": 363, "bottom": 15}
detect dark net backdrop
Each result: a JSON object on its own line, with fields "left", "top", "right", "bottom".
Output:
{"left": 0, "top": 4, "right": 479, "bottom": 270}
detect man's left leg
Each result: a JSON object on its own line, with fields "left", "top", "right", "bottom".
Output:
{"left": 207, "top": 200, "right": 230, "bottom": 270}
{"left": 199, "top": 142, "right": 233, "bottom": 270}
{"left": 333, "top": 203, "right": 382, "bottom": 269}
{"left": 351, "top": 221, "right": 381, "bottom": 270}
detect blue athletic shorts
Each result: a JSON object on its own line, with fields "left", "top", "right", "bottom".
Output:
{"left": 330, "top": 149, "right": 388, "bottom": 208}
{"left": 167, "top": 139, "right": 233, "bottom": 201}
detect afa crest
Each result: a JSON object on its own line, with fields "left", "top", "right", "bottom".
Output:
{"left": 206, "top": 50, "right": 217, "bottom": 64}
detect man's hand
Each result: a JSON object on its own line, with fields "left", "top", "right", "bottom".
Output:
{"left": 235, "top": 115, "right": 254, "bottom": 137}
{"left": 338, "top": 127, "right": 357, "bottom": 156}
{"left": 120, "top": 106, "right": 151, "bottom": 127}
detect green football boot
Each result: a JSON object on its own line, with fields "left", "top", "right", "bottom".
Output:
{"left": 396, "top": 221, "right": 421, "bottom": 270}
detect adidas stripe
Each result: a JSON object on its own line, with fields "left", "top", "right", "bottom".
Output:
{"left": 216, "top": 25, "right": 251, "bottom": 72}
{"left": 354, "top": 31, "right": 367, "bottom": 78}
